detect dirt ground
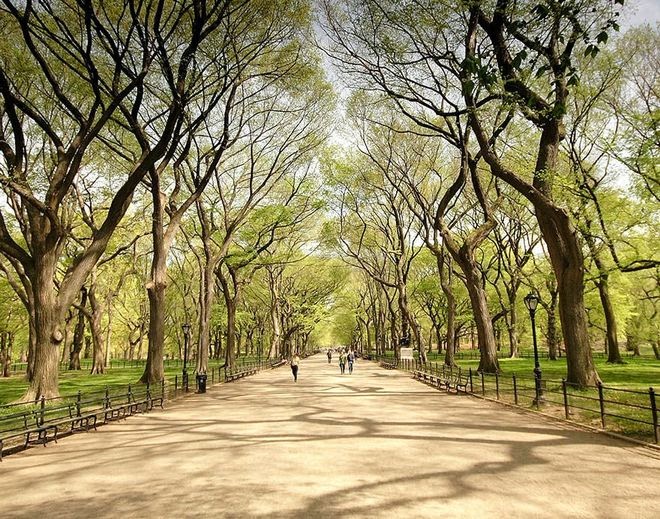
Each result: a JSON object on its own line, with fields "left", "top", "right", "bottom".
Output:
{"left": 1, "top": 354, "right": 658, "bottom": 518}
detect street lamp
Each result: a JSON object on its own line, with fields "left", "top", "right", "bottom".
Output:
{"left": 524, "top": 293, "right": 543, "bottom": 406}
{"left": 182, "top": 322, "right": 191, "bottom": 392}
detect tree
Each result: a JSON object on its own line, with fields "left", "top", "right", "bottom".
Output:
{"left": 321, "top": 0, "right": 626, "bottom": 385}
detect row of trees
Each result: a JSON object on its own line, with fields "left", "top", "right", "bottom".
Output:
{"left": 0, "top": 0, "right": 339, "bottom": 399}
{"left": 0, "top": 1, "right": 657, "bottom": 400}
{"left": 319, "top": 0, "right": 659, "bottom": 385}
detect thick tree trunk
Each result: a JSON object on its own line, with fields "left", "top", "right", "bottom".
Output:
{"left": 24, "top": 256, "right": 62, "bottom": 401}
{"left": 141, "top": 179, "right": 167, "bottom": 385}
{"left": 457, "top": 250, "right": 498, "bottom": 373}
{"left": 536, "top": 205, "right": 598, "bottom": 385}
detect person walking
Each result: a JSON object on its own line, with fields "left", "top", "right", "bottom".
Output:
{"left": 347, "top": 350, "right": 354, "bottom": 374}
{"left": 338, "top": 350, "right": 346, "bottom": 374}
{"left": 327, "top": 349, "right": 332, "bottom": 364}
{"left": 291, "top": 352, "right": 300, "bottom": 382}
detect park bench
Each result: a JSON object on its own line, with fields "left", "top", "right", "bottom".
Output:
{"left": 103, "top": 383, "right": 164, "bottom": 422}
{"left": 412, "top": 367, "right": 470, "bottom": 395}
{"left": 0, "top": 409, "right": 53, "bottom": 461}
{"left": 0, "top": 397, "right": 109, "bottom": 460}
{"left": 380, "top": 360, "right": 397, "bottom": 370}
{"left": 225, "top": 366, "right": 258, "bottom": 383}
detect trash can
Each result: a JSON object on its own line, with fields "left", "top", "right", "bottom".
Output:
{"left": 196, "top": 372, "right": 207, "bottom": 393}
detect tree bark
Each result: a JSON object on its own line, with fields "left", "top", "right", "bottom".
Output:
{"left": 24, "top": 253, "right": 62, "bottom": 401}
{"left": 141, "top": 177, "right": 167, "bottom": 385}
{"left": 438, "top": 252, "right": 457, "bottom": 368}
{"left": 88, "top": 284, "right": 105, "bottom": 375}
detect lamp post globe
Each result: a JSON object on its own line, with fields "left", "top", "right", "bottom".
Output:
{"left": 524, "top": 293, "right": 543, "bottom": 406}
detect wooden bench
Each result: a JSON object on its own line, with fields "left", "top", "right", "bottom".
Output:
{"left": 380, "top": 360, "right": 397, "bottom": 370}
{"left": 225, "top": 367, "right": 258, "bottom": 383}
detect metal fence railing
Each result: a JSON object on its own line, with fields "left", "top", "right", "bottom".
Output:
{"left": 372, "top": 355, "right": 659, "bottom": 445}
{"left": 0, "top": 356, "right": 289, "bottom": 459}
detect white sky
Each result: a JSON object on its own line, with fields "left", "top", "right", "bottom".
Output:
{"left": 622, "top": 0, "right": 660, "bottom": 28}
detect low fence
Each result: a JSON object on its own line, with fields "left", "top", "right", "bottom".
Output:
{"left": 374, "top": 356, "right": 659, "bottom": 445}
{"left": 0, "top": 357, "right": 286, "bottom": 458}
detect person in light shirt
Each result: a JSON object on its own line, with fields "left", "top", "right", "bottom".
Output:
{"left": 290, "top": 352, "right": 300, "bottom": 382}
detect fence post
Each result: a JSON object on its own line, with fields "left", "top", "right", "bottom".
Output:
{"left": 469, "top": 368, "right": 473, "bottom": 393}
{"left": 562, "top": 379, "right": 569, "bottom": 419}
{"left": 480, "top": 371, "right": 485, "bottom": 396}
{"left": 650, "top": 387, "right": 658, "bottom": 444}
{"left": 175, "top": 375, "right": 178, "bottom": 394}
{"left": 512, "top": 374, "right": 518, "bottom": 406}
{"left": 128, "top": 383, "right": 133, "bottom": 404}
{"left": 597, "top": 381, "right": 606, "bottom": 429}
{"left": 105, "top": 387, "right": 110, "bottom": 409}
{"left": 495, "top": 372, "right": 500, "bottom": 400}
{"left": 40, "top": 396, "right": 45, "bottom": 426}
{"left": 76, "top": 390, "right": 82, "bottom": 417}
{"left": 161, "top": 379, "right": 165, "bottom": 403}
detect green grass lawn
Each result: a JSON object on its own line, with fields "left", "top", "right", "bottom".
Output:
{"left": 417, "top": 350, "right": 659, "bottom": 389}
{"left": 0, "top": 358, "right": 261, "bottom": 405}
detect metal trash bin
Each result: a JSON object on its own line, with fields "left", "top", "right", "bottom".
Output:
{"left": 196, "top": 372, "right": 207, "bottom": 393}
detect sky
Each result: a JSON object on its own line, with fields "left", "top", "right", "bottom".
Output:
{"left": 623, "top": 0, "right": 660, "bottom": 28}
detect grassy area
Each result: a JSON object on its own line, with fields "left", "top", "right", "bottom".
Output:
{"left": 0, "top": 358, "right": 260, "bottom": 405}
{"left": 397, "top": 350, "right": 659, "bottom": 443}
{"left": 415, "top": 350, "right": 659, "bottom": 389}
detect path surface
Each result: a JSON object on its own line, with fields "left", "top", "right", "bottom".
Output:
{"left": 1, "top": 354, "right": 659, "bottom": 518}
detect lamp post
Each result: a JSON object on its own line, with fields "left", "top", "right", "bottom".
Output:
{"left": 524, "top": 293, "right": 542, "bottom": 406}
{"left": 182, "top": 322, "right": 191, "bottom": 392}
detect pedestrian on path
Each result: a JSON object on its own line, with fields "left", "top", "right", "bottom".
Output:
{"left": 339, "top": 350, "right": 346, "bottom": 374}
{"left": 347, "top": 351, "right": 354, "bottom": 374}
{"left": 290, "top": 353, "right": 300, "bottom": 382}
{"left": 327, "top": 349, "right": 332, "bottom": 364}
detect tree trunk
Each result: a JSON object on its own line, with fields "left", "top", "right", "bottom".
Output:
{"left": 24, "top": 255, "right": 62, "bottom": 401}
{"left": 508, "top": 296, "right": 519, "bottom": 358}
{"left": 652, "top": 341, "right": 660, "bottom": 361}
{"left": 88, "top": 285, "right": 105, "bottom": 375}
{"left": 1, "top": 331, "right": 12, "bottom": 377}
{"left": 267, "top": 268, "right": 282, "bottom": 359}
{"left": 69, "top": 288, "right": 87, "bottom": 370}
{"left": 456, "top": 249, "right": 499, "bottom": 373}
{"left": 196, "top": 261, "right": 214, "bottom": 373}
{"left": 536, "top": 204, "right": 598, "bottom": 385}
{"left": 141, "top": 178, "right": 167, "bottom": 385}
{"left": 593, "top": 276, "right": 621, "bottom": 365}
{"left": 218, "top": 267, "right": 237, "bottom": 369}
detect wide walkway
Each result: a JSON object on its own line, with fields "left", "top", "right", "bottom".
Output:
{"left": 1, "top": 354, "right": 659, "bottom": 518}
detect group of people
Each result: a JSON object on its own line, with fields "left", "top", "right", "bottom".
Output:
{"left": 327, "top": 347, "right": 358, "bottom": 375}
{"left": 288, "top": 347, "right": 360, "bottom": 382}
